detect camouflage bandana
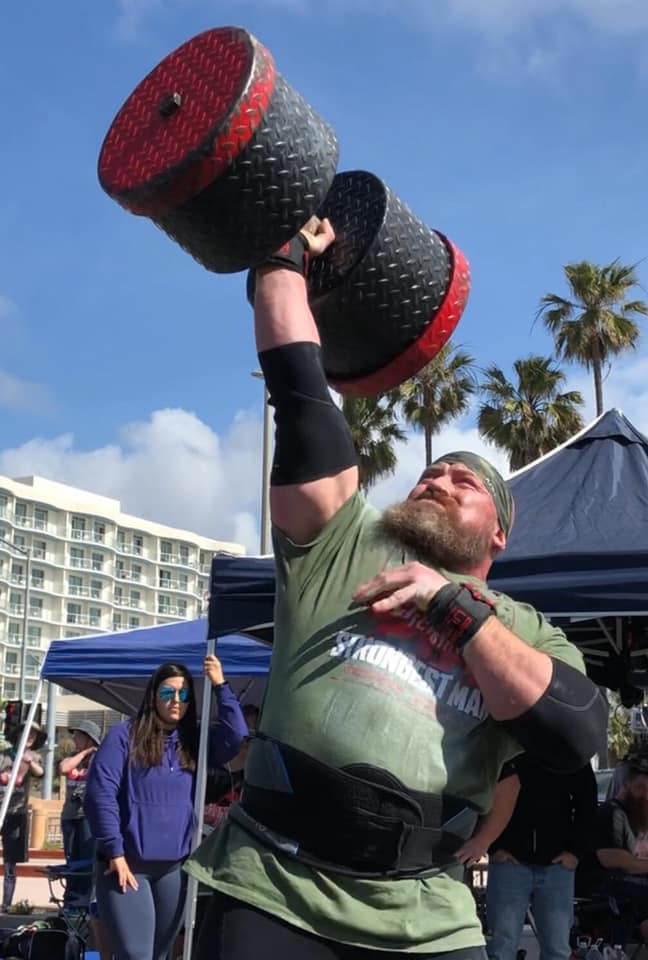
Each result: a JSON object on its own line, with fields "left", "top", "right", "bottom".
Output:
{"left": 433, "top": 451, "right": 514, "bottom": 537}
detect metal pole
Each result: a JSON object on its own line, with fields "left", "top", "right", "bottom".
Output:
{"left": 42, "top": 682, "right": 57, "bottom": 799}
{"left": 182, "top": 634, "right": 216, "bottom": 960}
{"left": 260, "top": 386, "right": 273, "bottom": 555}
{"left": 19, "top": 549, "right": 31, "bottom": 704}
{"left": 0, "top": 680, "right": 43, "bottom": 832}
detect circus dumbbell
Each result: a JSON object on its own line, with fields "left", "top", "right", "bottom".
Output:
{"left": 98, "top": 27, "right": 470, "bottom": 394}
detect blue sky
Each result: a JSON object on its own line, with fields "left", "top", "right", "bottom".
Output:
{"left": 3, "top": 0, "right": 648, "bottom": 551}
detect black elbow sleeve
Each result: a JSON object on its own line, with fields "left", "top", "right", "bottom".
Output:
{"left": 258, "top": 342, "right": 357, "bottom": 486}
{"left": 502, "top": 659, "right": 608, "bottom": 773}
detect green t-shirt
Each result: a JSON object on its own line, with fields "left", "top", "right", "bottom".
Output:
{"left": 186, "top": 492, "right": 585, "bottom": 952}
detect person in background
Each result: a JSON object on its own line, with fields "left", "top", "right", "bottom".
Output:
{"left": 204, "top": 703, "right": 261, "bottom": 832}
{"left": 85, "top": 656, "right": 247, "bottom": 960}
{"left": 486, "top": 754, "right": 598, "bottom": 960}
{"left": 455, "top": 764, "right": 520, "bottom": 870}
{"left": 587, "top": 755, "right": 648, "bottom": 941}
{"left": 59, "top": 718, "right": 102, "bottom": 909}
{"left": 0, "top": 722, "right": 45, "bottom": 911}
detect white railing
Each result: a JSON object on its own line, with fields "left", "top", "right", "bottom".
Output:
{"left": 159, "top": 579, "right": 190, "bottom": 592}
{"left": 14, "top": 516, "right": 30, "bottom": 527}
{"left": 70, "top": 529, "right": 91, "bottom": 541}
{"left": 69, "top": 557, "right": 93, "bottom": 569}
{"left": 116, "top": 570, "right": 143, "bottom": 582}
{"left": 66, "top": 614, "right": 102, "bottom": 627}
{"left": 9, "top": 573, "right": 25, "bottom": 586}
{"left": 158, "top": 605, "right": 188, "bottom": 617}
{"left": 117, "top": 543, "right": 143, "bottom": 557}
{"left": 68, "top": 586, "right": 102, "bottom": 599}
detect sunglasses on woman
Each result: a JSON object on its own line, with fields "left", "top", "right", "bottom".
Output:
{"left": 158, "top": 686, "right": 190, "bottom": 704}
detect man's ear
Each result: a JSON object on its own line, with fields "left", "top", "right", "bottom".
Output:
{"left": 491, "top": 526, "right": 506, "bottom": 555}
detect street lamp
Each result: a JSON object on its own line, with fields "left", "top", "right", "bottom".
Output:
{"left": 4, "top": 540, "right": 32, "bottom": 703}
{"left": 251, "top": 370, "right": 273, "bottom": 554}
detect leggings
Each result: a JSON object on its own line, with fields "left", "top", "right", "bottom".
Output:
{"left": 95, "top": 858, "right": 186, "bottom": 960}
{"left": 195, "top": 892, "right": 488, "bottom": 960}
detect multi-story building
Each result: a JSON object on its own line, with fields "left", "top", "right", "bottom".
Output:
{"left": 0, "top": 475, "right": 245, "bottom": 704}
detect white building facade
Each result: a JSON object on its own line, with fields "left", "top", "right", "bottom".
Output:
{"left": 0, "top": 475, "right": 245, "bottom": 703}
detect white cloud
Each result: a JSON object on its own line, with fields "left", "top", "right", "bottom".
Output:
{"left": 0, "top": 408, "right": 265, "bottom": 554}
{"left": 0, "top": 371, "right": 52, "bottom": 414}
{"left": 567, "top": 353, "right": 648, "bottom": 436}
{"left": 114, "top": 0, "right": 166, "bottom": 41}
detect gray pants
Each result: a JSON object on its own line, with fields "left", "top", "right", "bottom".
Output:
{"left": 95, "top": 858, "right": 186, "bottom": 960}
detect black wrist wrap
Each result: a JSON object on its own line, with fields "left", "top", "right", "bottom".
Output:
{"left": 246, "top": 234, "right": 310, "bottom": 305}
{"left": 425, "top": 583, "right": 496, "bottom": 653}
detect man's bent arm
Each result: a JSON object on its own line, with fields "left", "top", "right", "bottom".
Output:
{"left": 255, "top": 266, "right": 358, "bottom": 544}
{"left": 463, "top": 618, "right": 606, "bottom": 771}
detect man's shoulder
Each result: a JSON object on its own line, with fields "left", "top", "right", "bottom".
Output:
{"left": 273, "top": 491, "right": 384, "bottom": 567}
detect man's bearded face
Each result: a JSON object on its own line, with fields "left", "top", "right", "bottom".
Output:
{"left": 378, "top": 494, "right": 493, "bottom": 572}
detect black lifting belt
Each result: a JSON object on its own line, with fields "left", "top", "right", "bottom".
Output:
{"left": 232, "top": 739, "right": 478, "bottom": 879}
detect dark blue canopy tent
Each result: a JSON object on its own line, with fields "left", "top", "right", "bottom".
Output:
{"left": 488, "top": 409, "right": 648, "bottom": 700}
{"left": 42, "top": 619, "right": 272, "bottom": 715}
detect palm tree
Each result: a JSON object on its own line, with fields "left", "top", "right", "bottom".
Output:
{"left": 538, "top": 259, "right": 647, "bottom": 416}
{"left": 478, "top": 355, "right": 584, "bottom": 471}
{"left": 341, "top": 391, "right": 406, "bottom": 490}
{"left": 398, "top": 342, "right": 477, "bottom": 467}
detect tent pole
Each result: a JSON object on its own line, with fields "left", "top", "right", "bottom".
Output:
{"left": 182, "top": 634, "right": 215, "bottom": 960}
{"left": 42, "top": 682, "right": 58, "bottom": 799}
{"left": 0, "top": 680, "right": 44, "bottom": 832}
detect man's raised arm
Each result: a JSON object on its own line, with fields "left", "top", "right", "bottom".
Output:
{"left": 253, "top": 221, "right": 358, "bottom": 544}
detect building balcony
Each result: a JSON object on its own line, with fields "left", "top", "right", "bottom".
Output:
{"left": 13, "top": 516, "right": 50, "bottom": 533}
{"left": 157, "top": 605, "right": 189, "bottom": 618}
{"left": 71, "top": 529, "right": 105, "bottom": 544}
{"left": 158, "top": 579, "right": 190, "bottom": 592}
{"left": 159, "top": 553, "right": 193, "bottom": 568}
{"left": 68, "top": 586, "right": 103, "bottom": 600}
{"left": 115, "top": 570, "right": 146, "bottom": 583}
{"left": 4, "top": 664, "right": 40, "bottom": 678}
{"left": 117, "top": 543, "right": 143, "bottom": 557}
{"left": 8, "top": 604, "right": 50, "bottom": 621}
{"left": 66, "top": 613, "right": 102, "bottom": 627}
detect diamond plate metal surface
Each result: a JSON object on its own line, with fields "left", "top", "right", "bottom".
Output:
{"left": 156, "top": 73, "right": 339, "bottom": 273}
{"left": 99, "top": 28, "right": 276, "bottom": 216}
{"left": 308, "top": 172, "right": 461, "bottom": 389}
{"left": 98, "top": 26, "right": 338, "bottom": 272}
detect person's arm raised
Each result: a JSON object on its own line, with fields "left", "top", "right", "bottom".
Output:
{"left": 254, "top": 219, "right": 358, "bottom": 544}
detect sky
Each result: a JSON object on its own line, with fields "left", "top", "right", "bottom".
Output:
{"left": 2, "top": 0, "right": 648, "bottom": 553}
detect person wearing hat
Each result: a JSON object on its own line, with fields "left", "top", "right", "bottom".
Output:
{"left": 0, "top": 722, "right": 45, "bottom": 911}
{"left": 186, "top": 223, "right": 608, "bottom": 959}
{"left": 59, "top": 718, "right": 102, "bottom": 909}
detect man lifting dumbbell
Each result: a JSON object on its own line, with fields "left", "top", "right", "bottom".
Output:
{"left": 185, "top": 219, "right": 607, "bottom": 959}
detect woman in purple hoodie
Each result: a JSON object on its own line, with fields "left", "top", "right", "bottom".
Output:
{"left": 85, "top": 655, "right": 247, "bottom": 960}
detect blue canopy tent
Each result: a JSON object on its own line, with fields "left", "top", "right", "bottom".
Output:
{"left": 41, "top": 619, "right": 272, "bottom": 715}
{"left": 489, "top": 409, "right": 648, "bottom": 701}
